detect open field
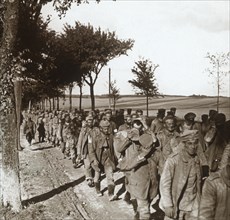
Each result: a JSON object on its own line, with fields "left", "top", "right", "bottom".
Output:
{"left": 58, "top": 95, "right": 230, "bottom": 120}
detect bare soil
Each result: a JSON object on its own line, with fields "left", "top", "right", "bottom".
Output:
{"left": 0, "top": 132, "right": 164, "bottom": 220}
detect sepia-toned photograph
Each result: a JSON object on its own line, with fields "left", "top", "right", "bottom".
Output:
{"left": 0, "top": 0, "right": 229, "bottom": 219}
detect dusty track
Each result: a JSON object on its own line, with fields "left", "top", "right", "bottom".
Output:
{"left": 18, "top": 136, "right": 139, "bottom": 220}
{"left": 0, "top": 130, "right": 163, "bottom": 219}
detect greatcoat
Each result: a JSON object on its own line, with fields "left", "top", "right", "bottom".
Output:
{"left": 159, "top": 151, "right": 202, "bottom": 219}
{"left": 199, "top": 165, "right": 230, "bottom": 220}
{"left": 116, "top": 136, "right": 158, "bottom": 201}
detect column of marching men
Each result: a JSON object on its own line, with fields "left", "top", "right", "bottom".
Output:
{"left": 22, "top": 107, "right": 230, "bottom": 220}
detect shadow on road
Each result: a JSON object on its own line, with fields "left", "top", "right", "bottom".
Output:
{"left": 30, "top": 145, "right": 54, "bottom": 151}
{"left": 22, "top": 175, "right": 85, "bottom": 207}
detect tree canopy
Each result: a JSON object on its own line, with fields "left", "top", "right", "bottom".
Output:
{"left": 61, "top": 22, "right": 134, "bottom": 110}
{"left": 129, "top": 58, "right": 160, "bottom": 116}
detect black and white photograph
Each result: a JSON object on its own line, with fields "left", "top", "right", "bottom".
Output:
{"left": 0, "top": 0, "right": 229, "bottom": 219}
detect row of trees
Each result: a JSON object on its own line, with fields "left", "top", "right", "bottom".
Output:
{"left": 0, "top": 0, "right": 160, "bottom": 212}
{"left": 0, "top": 0, "right": 135, "bottom": 212}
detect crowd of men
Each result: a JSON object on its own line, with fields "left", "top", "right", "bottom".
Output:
{"left": 22, "top": 107, "right": 230, "bottom": 220}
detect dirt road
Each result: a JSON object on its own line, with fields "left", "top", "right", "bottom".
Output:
{"left": 0, "top": 133, "right": 164, "bottom": 220}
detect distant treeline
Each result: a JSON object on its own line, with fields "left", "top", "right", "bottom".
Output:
{"left": 65, "top": 94, "right": 223, "bottom": 99}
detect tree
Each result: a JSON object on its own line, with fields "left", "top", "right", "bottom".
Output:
{"left": 62, "top": 22, "right": 134, "bottom": 110}
{"left": 128, "top": 58, "right": 160, "bottom": 116}
{"left": 108, "top": 80, "right": 120, "bottom": 111}
{"left": 0, "top": 0, "right": 21, "bottom": 212}
{"left": 205, "top": 52, "right": 230, "bottom": 112}
{"left": 0, "top": 0, "right": 106, "bottom": 211}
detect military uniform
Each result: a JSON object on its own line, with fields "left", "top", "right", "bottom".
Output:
{"left": 116, "top": 131, "right": 158, "bottom": 220}
{"left": 160, "top": 150, "right": 202, "bottom": 220}
{"left": 88, "top": 120, "right": 117, "bottom": 200}
{"left": 199, "top": 165, "right": 230, "bottom": 220}
{"left": 157, "top": 128, "right": 180, "bottom": 174}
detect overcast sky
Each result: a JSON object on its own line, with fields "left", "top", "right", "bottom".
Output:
{"left": 41, "top": 0, "right": 230, "bottom": 96}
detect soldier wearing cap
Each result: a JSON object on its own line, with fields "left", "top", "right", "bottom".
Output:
{"left": 116, "top": 109, "right": 125, "bottom": 128}
{"left": 23, "top": 117, "right": 36, "bottom": 146}
{"left": 88, "top": 119, "right": 117, "bottom": 201}
{"left": 200, "top": 114, "right": 209, "bottom": 138}
{"left": 205, "top": 113, "right": 229, "bottom": 172}
{"left": 180, "top": 112, "right": 208, "bottom": 166}
{"left": 118, "top": 114, "right": 132, "bottom": 131}
{"left": 61, "top": 114, "right": 75, "bottom": 158}
{"left": 170, "top": 107, "right": 176, "bottom": 117}
{"left": 208, "top": 109, "right": 218, "bottom": 127}
{"left": 136, "top": 109, "right": 143, "bottom": 117}
{"left": 199, "top": 157, "right": 230, "bottom": 220}
{"left": 179, "top": 112, "right": 201, "bottom": 133}
{"left": 47, "top": 112, "right": 54, "bottom": 143}
{"left": 116, "top": 121, "right": 158, "bottom": 220}
{"left": 37, "top": 112, "right": 45, "bottom": 143}
{"left": 156, "top": 115, "right": 180, "bottom": 175}
{"left": 150, "top": 108, "right": 166, "bottom": 134}
{"left": 160, "top": 130, "right": 202, "bottom": 220}
{"left": 74, "top": 115, "right": 99, "bottom": 187}
{"left": 104, "top": 110, "right": 118, "bottom": 134}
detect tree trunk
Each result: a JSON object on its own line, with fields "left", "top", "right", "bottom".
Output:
{"left": 52, "top": 97, "right": 55, "bottom": 110}
{"left": 57, "top": 96, "right": 59, "bottom": 110}
{"left": 42, "top": 99, "right": 45, "bottom": 110}
{"left": 28, "top": 100, "right": 31, "bottom": 112}
{"left": 14, "top": 80, "right": 23, "bottom": 151}
{"left": 0, "top": 0, "right": 21, "bottom": 211}
{"left": 113, "top": 98, "right": 116, "bottom": 111}
{"left": 69, "top": 84, "right": 73, "bottom": 112}
{"left": 48, "top": 98, "right": 51, "bottom": 111}
{"left": 90, "top": 84, "right": 95, "bottom": 111}
{"left": 79, "top": 85, "right": 83, "bottom": 111}
{"left": 146, "top": 95, "right": 149, "bottom": 117}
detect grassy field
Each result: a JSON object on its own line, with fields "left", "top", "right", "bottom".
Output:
{"left": 56, "top": 95, "right": 230, "bottom": 120}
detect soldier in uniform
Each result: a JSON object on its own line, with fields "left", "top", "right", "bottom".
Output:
{"left": 179, "top": 112, "right": 201, "bottom": 133}
{"left": 160, "top": 130, "right": 202, "bottom": 220}
{"left": 116, "top": 118, "right": 158, "bottom": 220}
{"left": 150, "top": 108, "right": 166, "bottom": 134}
{"left": 136, "top": 109, "right": 143, "bottom": 117}
{"left": 200, "top": 114, "right": 209, "bottom": 138}
{"left": 23, "top": 117, "right": 36, "bottom": 146}
{"left": 103, "top": 110, "right": 118, "bottom": 135}
{"left": 51, "top": 112, "right": 59, "bottom": 147}
{"left": 61, "top": 114, "right": 73, "bottom": 158}
{"left": 74, "top": 115, "right": 98, "bottom": 187}
{"left": 118, "top": 114, "right": 132, "bottom": 131}
{"left": 88, "top": 120, "right": 117, "bottom": 201}
{"left": 199, "top": 159, "right": 230, "bottom": 220}
{"left": 205, "top": 113, "right": 229, "bottom": 172}
{"left": 156, "top": 115, "right": 180, "bottom": 175}
{"left": 47, "top": 112, "right": 54, "bottom": 143}
{"left": 37, "top": 113, "right": 45, "bottom": 143}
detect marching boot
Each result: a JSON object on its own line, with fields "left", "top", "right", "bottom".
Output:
{"left": 108, "top": 184, "right": 117, "bottom": 201}
{"left": 123, "top": 191, "right": 131, "bottom": 204}
{"left": 95, "top": 182, "right": 102, "bottom": 197}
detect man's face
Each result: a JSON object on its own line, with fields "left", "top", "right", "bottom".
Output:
{"left": 185, "top": 119, "right": 194, "bottom": 126}
{"left": 171, "top": 109, "right": 176, "bottom": 116}
{"left": 105, "top": 113, "right": 111, "bottom": 121}
{"left": 87, "top": 119, "right": 93, "bottom": 128}
{"left": 126, "top": 116, "right": 132, "bottom": 125}
{"left": 165, "top": 119, "right": 176, "bottom": 132}
{"left": 185, "top": 139, "right": 198, "bottom": 156}
{"left": 65, "top": 115, "right": 70, "bottom": 122}
{"left": 101, "top": 126, "right": 109, "bottom": 135}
